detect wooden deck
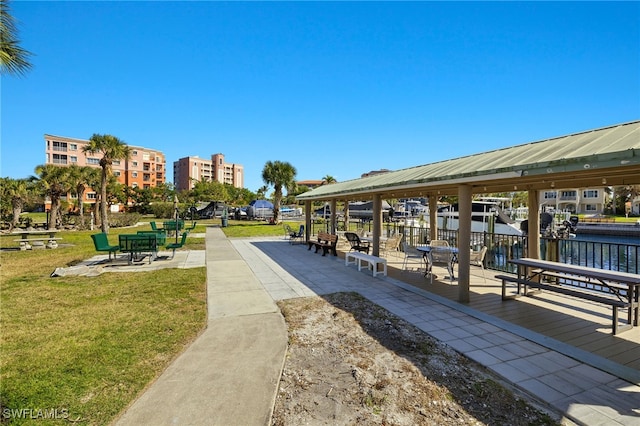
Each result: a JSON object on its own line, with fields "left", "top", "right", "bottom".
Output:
{"left": 379, "top": 252, "right": 640, "bottom": 374}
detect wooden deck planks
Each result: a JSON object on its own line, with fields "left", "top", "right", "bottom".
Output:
{"left": 384, "top": 259, "right": 640, "bottom": 371}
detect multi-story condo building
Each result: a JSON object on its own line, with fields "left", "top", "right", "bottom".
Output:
{"left": 44, "top": 134, "right": 166, "bottom": 205}
{"left": 173, "top": 153, "right": 243, "bottom": 191}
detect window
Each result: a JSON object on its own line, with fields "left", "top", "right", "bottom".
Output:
{"left": 132, "top": 150, "right": 138, "bottom": 156}
{"left": 143, "top": 153, "right": 150, "bottom": 161}
{"left": 52, "top": 141, "right": 67, "bottom": 152}
{"left": 87, "top": 193, "right": 97, "bottom": 200}
{"left": 52, "top": 154, "right": 67, "bottom": 164}
{"left": 69, "top": 143, "right": 77, "bottom": 150}
{"left": 143, "top": 184, "right": 151, "bottom": 189}
{"left": 113, "top": 170, "right": 121, "bottom": 177}
{"left": 585, "top": 204, "right": 597, "bottom": 211}
{"left": 543, "top": 191, "right": 557, "bottom": 199}
{"left": 583, "top": 190, "right": 599, "bottom": 198}
{"left": 70, "top": 156, "right": 78, "bottom": 163}
{"left": 113, "top": 160, "right": 120, "bottom": 166}
{"left": 87, "top": 158, "right": 100, "bottom": 165}
{"left": 132, "top": 182, "right": 138, "bottom": 188}
{"left": 132, "top": 172, "right": 138, "bottom": 178}
{"left": 132, "top": 161, "right": 138, "bottom": 167}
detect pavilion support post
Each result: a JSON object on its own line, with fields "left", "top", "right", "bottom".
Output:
{"left": 372, "top": 194, "right": 382, "bottom": 257}
{"left": 457, "top": 185, "right": 472, "bottom": 304}
{"left": 528, "top": 190, "right": 540, "bottom": 259}
{"left": 304, "top": 200, "right": 312, "bottom": 242}
{"left": 343, "top": 199, "right": 349, "bottom": 232}
{"left": 330, "top": 199, "right": 337, "bottom": 234}
{"left": 429, "top": 195, "right": 438, "bottom": 241}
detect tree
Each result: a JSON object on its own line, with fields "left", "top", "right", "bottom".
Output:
{"left": 256, "top": 185, "right": 269, "bottom": 200}
{"left": 34, "top": 164, "right": 71, "bottom": 229}
{"left": 67, "top": 164, "right": 99, "bottom": 227}
{"left": 0, "top": 177, "right": 33, "bottom": 230}
{"left": 0, "top": 0, "right": 32, "bottom": 76}
{"left": 82, "top": 134, "right": 132, "bottom": 233}
{"left": 322, "top": 175, "right": 337, "bottom": 184}
{"left": 261, "top": 160, "right": 297, "bottom": 224}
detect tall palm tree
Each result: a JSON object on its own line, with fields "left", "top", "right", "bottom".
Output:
{"left": 261, "top": 160, "right": 297, "bottom": 224}
{"left": 34, "top": 164, "right": 70, "bottom": 230}
{"left": 0, "top": 0, "right": 33, "bottom": 76}
{"left": 82, "top": 134, "right": 132, "bottom": 233}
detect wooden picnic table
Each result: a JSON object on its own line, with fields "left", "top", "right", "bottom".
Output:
{"left": 505, "top": 257, "right": 640, "bottom": 334}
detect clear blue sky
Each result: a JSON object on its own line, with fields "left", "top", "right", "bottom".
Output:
{"left": 2, "top": 1, "right": 639, "bottom": 193}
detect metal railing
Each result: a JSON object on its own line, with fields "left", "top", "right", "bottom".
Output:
{"left": 309, "top": 220, "right": 639, "bottom": 275}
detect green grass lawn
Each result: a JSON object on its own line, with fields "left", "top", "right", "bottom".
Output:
{"left": 0, "top": 219, "right": 300, "bottom": 425}
{"left": 0, "top": 226, "right": 207, "bottom": 425}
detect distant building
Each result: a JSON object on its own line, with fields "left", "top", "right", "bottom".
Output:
{"left": 44, "top": 134, "right": 166, "bottom": 206}
{"left": 539, "top": 188, "right": 607, "bottom": 214}
{"left": 296, "top": 180, "right": 325, "bottom": 189}
{"left": 173, "top": 153, "right": 243, "bottom": 191}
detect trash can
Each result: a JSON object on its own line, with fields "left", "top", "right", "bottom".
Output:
{"left": 221, "top": 217, "right": 228, "bottom": 227}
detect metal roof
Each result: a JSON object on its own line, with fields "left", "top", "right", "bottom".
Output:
{"left": 296, "top": 120, "right": 640, "bottom": 201}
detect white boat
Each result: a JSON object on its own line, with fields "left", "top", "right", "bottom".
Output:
{"left": 437, "top": 201, "right": 523, "bottom": 236}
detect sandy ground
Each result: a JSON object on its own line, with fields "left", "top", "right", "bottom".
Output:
{"left": 272, "top": 292, "right": 565, "bottom": 426}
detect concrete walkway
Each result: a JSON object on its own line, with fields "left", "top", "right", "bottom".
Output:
{"left": 116, "top": 228, "right": 640, "bottom": 426}
{"left": 115, "top": 228, "right": 287, "bottom": 425}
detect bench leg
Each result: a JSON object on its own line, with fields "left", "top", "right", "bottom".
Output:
{"left": 501, "top": 279, "right": 519, "bottom": 301}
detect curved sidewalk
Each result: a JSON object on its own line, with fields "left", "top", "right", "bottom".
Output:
{"left": 115, "top": 227, "right": 287, "bottom": 425}
{"left": 116, "top": 229, "right": 640, "bottom": 426}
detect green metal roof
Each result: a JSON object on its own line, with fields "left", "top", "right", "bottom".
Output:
{"left": 296, "top": 120, "right": 640, "bottom": 201}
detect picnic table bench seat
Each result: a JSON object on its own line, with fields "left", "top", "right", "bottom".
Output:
{"left": 307, "top": 232, "right": 338, "bottom": 256}
{"left": 496, "top": 274, "right": 631, "bottom": 334}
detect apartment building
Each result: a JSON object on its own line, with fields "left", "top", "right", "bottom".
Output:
{"left": 44, "top": 134, "right": 166, "bottom": 205}
{"left": 173, "top": 153, "right": 243, "bottom": 191}
{"left": 540, "top": 188, "right": 607, "bottom": 214}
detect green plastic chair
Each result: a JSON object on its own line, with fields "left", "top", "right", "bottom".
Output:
{"left": 91, "top": 233, "right": 120, "bottom": 260}
{"left": 166, "top": 231, "right": 189, "bottom": 259}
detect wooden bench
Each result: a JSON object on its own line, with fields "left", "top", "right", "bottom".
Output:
{"left": 345, "top": 252, "right": 387, "bottom": 277}
{"left": 496, "top": 274, "right": 631, "bottom": 334}
{"left": 307, "top": 232, "right": 338, "bottom": 256}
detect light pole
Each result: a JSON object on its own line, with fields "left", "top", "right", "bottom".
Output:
{"left": 173, "top": 195, "right": 179, "bottom": 244}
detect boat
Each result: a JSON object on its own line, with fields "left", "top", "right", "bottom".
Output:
{"left": 437, "top": 201, "right": 523, "bottom": 236}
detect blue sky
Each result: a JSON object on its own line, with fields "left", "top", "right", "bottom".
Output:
{"left": 2, "top": 1, "right": 639, "bottom": 193}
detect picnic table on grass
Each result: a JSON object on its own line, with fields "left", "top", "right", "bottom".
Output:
{"left": 11, "top": 229, "right": 62, "bottom": 250}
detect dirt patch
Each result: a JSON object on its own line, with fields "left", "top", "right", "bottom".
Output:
{"left": 272, "top": 292, "right": 563, "bottom": 425}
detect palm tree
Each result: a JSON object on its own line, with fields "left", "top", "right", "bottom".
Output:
{"left": 322, "top": 175, "right": 337, "bottom": 184}
{"left": 0, "top": 177, "right": 33, "bottom": 230}
{"left": 0, "top": 0, "right": 33, "bottom": 76}
{"left": 67, "top": 164, "right": 99, "bottom": 227}
{"left": 82, "top": 134, "right": 132, "bottom": 233}
{"left": 34, "top": 164, "right": 71, "bottom": 230}
{"left": 261, "top": 160, "right": 297, "bottom": 224}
